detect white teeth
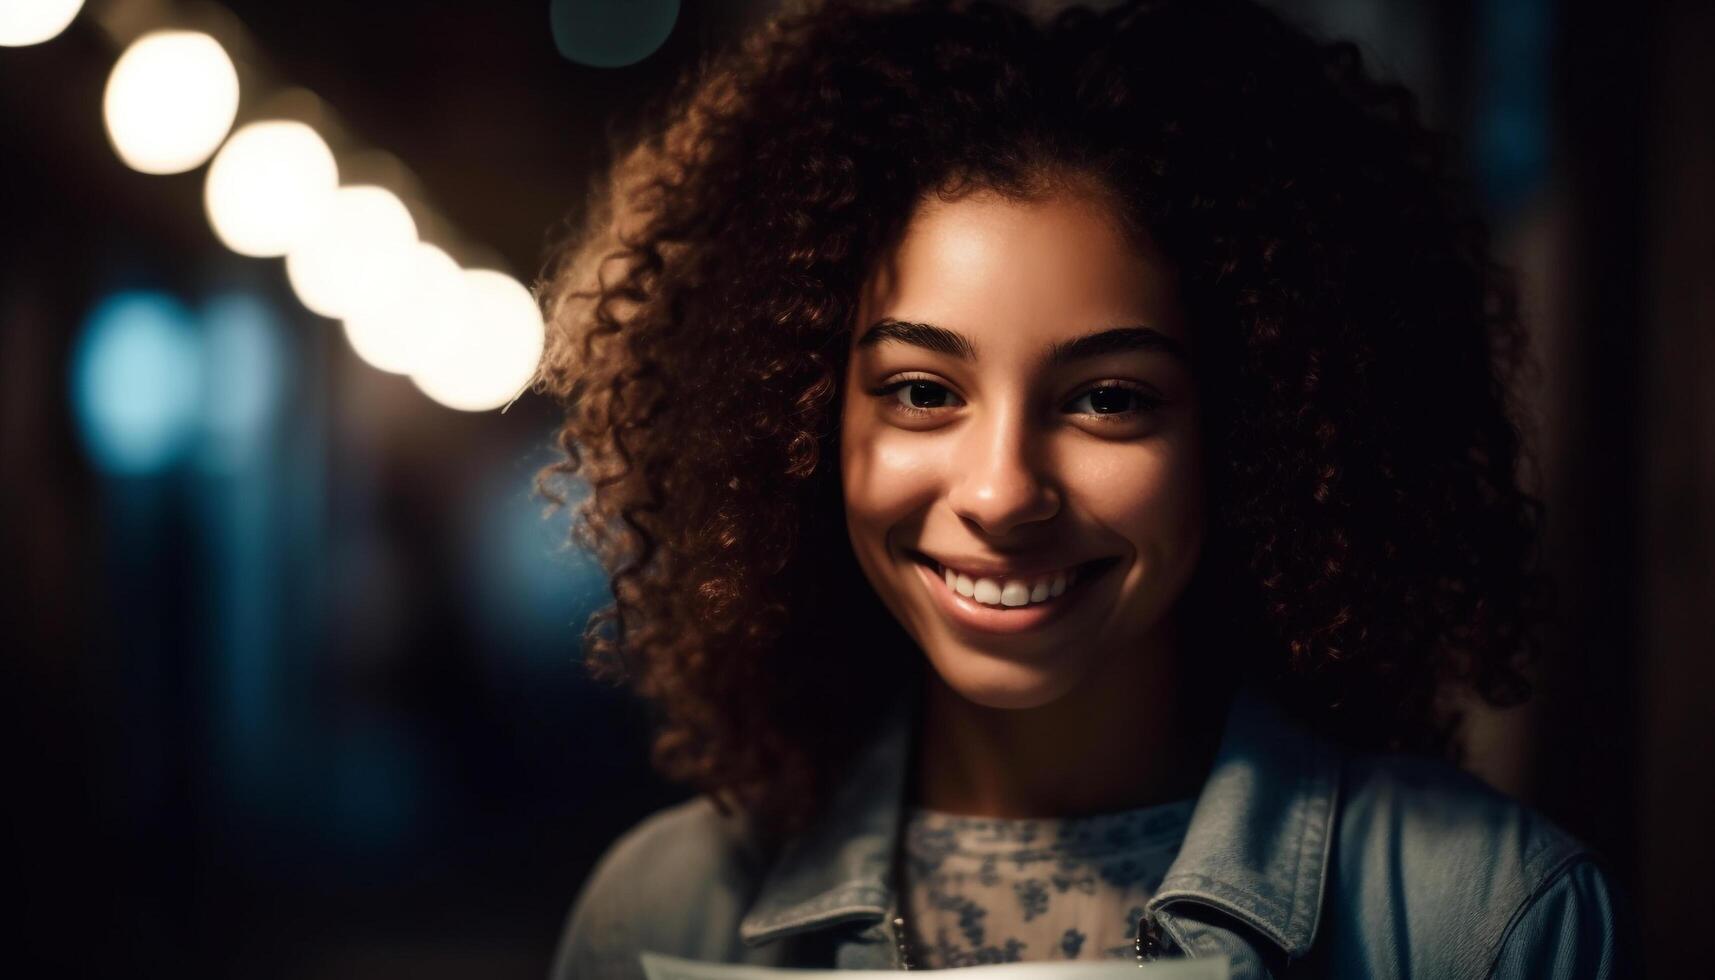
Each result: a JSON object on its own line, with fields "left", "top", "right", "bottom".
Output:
{"left": 936, "top": 561, "right": 1082, "bottom": 609}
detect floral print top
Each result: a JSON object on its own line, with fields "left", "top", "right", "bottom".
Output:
{"left": 897, "top": 796, "right": 1196, "bottom": 968}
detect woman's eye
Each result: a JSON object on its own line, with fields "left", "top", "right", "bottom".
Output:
{"left": 871, "top": 379, "right": 1161, "bottom": 423}
{"left": 882, "top": 379, "right": 960, "bottom": 416}
{"left": 1066, "top": 384, "right": 1161, "bottom": 419}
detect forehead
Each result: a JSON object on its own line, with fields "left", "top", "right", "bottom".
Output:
{"left": 856, "top": 188, "right": 1184, "bottom": 353}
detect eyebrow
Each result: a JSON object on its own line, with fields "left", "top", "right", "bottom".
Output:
{"left": 855, "top": 317, "right": 1189, "bottom": 365}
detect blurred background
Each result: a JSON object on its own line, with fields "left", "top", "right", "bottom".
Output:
{"left": 2, "top": 0, "right": 1709, "bottom": 976}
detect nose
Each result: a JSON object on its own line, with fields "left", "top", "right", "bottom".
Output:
{"left": 946, "top": 404, "right": 1061, "bottom": 537}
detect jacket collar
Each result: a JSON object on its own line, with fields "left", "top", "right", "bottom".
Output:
{"left": 738, "top": 686, "right": 1341, "bottom": 959}
{"left": 737, "top": 692, "right": 913, "bottom": 945}
{"left": 1146, "top": 689, "right": 1341, "bottom": 958}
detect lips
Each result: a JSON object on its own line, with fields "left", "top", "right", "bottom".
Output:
{"left": 911, "top": 551, "right": 1118, "bottom": 591}
{"left": 908, "top": 551, "right": 1121, "bottom": 635}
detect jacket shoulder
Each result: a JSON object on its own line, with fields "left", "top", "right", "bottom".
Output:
{"left": 1339, "top": 752, "right": 1587, "bottom": 886}
{"left": 1321, "top": 752, "right": 1609, "bottom": 978}
{"left": 550, "top": 795, "right": 768, "bottom": 980}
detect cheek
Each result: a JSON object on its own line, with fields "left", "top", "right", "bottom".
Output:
{"left": 840, "top": 403, "right": 944, "bottom": 625}
{"left": 840, "top": 414, "right": 944, "bottom": 540}
{"left": 1067, "top": 435, "right": 1205, "bottom": 561}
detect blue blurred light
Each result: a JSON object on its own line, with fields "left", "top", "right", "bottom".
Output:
{"left": 469, "top": 455, "right": 606, "bottom": 667}
{"left": 549, "top": 0, "right": 678, "bottom": 68}
{"left": 329, "top": 718, "right": 426, "bottom": 851}
{"left": 70, "top": 291, "right": 204, "bottom": 475}
{"left": 198, "top": 293, "right": 287, "bottom": 471}
{"left": 1475, "top": 0, "right": 1551, "bottom": 213}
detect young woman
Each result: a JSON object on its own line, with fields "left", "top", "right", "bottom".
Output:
{"left": 537, "top": 1, "right": 1632, "bottom": 976}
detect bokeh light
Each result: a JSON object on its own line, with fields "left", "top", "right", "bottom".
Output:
{"left": 70, "top": 291, "right": 204, "bottom": 475}
{"left": 103, "top": 31, "right": 240, "bottom": 175}
{"left": 205, "top": 121, "right": 338, "bottom": 257}
{"left": 341, "top": 242, "right": 463, "bottom": 375}
{"left": 410, "top": 269, "right": 545, "bottom": 412}
{"left": 199, "top": 293, "right": 287, "bottom": 470}
{"left": 0, "top": 0, "right": 84, "bottom": 47}
{"left": 549, "top": 0, "right": 679, "bottom": 68}
{"left": 284, "top": 185, "right": 418, "bottom": 319}
{"left": 467, "top": 457, "right": 604, "bottom": 664}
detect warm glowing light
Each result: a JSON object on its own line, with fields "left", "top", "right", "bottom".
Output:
{"left": 103, "top": 31, "right": 240, "bottom": 174}
{"left": 0, "top": 0, "right": 85, "bottom": 47}
{"left": 411, "top": 269, "right": 545, "bottom": 412}
{"left": 284, "top": 185, "right": 418, "bottom": 319}
{"left": 342, "top": 243, "right": 463, "bottom": 375}
{"left": 204, "top": 121, "right": 338, "bottom": 257}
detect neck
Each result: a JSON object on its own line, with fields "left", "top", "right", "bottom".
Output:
{"left": 909, "top": 619, "right": 1232, "bottom": 819}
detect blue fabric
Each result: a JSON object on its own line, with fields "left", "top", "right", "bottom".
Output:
{"left": 551, "top": 688, "right": 1634, "bottom": 978}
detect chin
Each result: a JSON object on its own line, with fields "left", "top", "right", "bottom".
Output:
{"left": 923, "top": 643, "right": 1083, "bottom": 711}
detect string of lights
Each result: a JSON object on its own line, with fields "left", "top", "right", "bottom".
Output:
{"left": 6, "top": 0, "right": 547, "bottom": 413}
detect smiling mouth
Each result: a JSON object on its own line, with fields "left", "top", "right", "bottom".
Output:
{"left": 907, "top": 551, "right": 1122, "bottom": 610}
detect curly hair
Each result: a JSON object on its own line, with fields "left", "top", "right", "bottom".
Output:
{"left": 535, "top": 0, "right": 1554, "bottom": 839}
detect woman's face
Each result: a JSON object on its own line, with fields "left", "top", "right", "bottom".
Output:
{"left": 840, "top": 185, "right": 1205, "bottom": 710}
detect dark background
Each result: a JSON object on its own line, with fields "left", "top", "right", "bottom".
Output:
{"left": 3, "top": 0, "right": 1710, "bottom": 976}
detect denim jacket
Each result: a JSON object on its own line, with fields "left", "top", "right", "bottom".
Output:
{"left": 551, "top": 688, "right": 1634, "bottom": 978}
